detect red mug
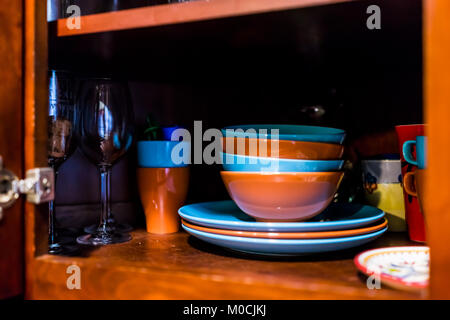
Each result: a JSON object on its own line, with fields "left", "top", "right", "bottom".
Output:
{"left": 395, "top": 124, "right": 426, "bottom": 242}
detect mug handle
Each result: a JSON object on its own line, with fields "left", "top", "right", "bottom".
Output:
{"left": 403, "top": 171, "right": 418, "bottom": 197}
{"left": 403, "top": 140, "right": 418, "bottom": 166}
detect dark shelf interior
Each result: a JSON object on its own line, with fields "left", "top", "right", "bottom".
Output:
{"left": 47, "top": 0, "right": 423, "bottom": 231}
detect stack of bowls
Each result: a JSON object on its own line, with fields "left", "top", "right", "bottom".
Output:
{"left": 220, "top": 124, "right": 346, "bottom": 222}
{"left": 179, "top": 125, "right": 388, "bottom": 256}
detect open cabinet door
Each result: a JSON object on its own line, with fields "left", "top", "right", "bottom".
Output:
{"left": 0, "top": 0, "right": 24, "bottom": 299}
{"left": 425, "top": 0, "right": 450, "bottom": 299}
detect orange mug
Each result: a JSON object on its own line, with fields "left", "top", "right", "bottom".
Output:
{"left": 403, "top": 169, "right": 426, "bottom": 215}
{"left": 137, "top": 167, "right": 189, "bottom": 234}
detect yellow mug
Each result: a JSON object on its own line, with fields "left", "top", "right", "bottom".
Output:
{"left": 362, "top": 159, "right": 406, "bottom": 232}
{"left": 363, "top": 183, "right": 406, "bottom": 232}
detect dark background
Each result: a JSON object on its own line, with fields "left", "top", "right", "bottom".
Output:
{"left": 48, "top": 0, "right": 423, "bottom": 228}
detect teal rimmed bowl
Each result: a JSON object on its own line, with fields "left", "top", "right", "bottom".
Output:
{"left": 222, "top": 124, "right": 346, "bottom": 144}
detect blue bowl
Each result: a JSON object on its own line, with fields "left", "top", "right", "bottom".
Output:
{"left": 137, "top": 141, "right": 190, "bottom": 168}
{"left": 221, "top": 153, "right": 344, "bottom": 172}
{"left": 222, "top": 124, "right": 346, "bottom": 144}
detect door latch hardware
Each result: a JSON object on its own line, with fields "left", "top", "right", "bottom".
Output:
{"left": 0, "top": 156, "right": 54, "bottom": 221}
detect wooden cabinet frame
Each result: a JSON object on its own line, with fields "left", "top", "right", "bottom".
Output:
{"left": 0, "top": 0, "right": 24, "bottom": 300}
{"left": 18, "top": 0, "right": 450, "bottom": 299}
{"left": 424, "top": 0, "right": 450, "bottom": 299}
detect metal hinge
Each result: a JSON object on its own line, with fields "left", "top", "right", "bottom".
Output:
{"left": 0, "top": 156, "right": 54, "bottom": 221}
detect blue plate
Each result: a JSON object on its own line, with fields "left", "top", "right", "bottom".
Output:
{"left": 178, "top": 201, "right": 385, "bottom": 232}
{"left": 183, "top": 224, "right": 387, "bottom": 256}
{"left": 222, "top": 124, "right": 346, "bottom": 144}
{"left": 221, "top": 153, "right": 344, "bottom": 172}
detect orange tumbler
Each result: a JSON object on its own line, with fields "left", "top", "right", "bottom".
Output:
{"left": 137, "top": 167, "right": 189, "bottom": 234}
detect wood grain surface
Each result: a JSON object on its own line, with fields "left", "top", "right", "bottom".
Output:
{"left": 24, "top": 0, "right": 49, "bottom": 299}
{"left": 0, "top": 0, "right": 24, "bottom": 299}
{"left": 29, "top": 230, "right": 424, "bottom": 299}
{"left": 57, "top": 0, "right": 354, "bottom": 37}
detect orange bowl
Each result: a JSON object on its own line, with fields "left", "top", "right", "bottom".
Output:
{"left": 220, "top": 171, "right": 344, "bottom": 222}
{"left": 222, "top": 137, "right": 344, "bottom": 160}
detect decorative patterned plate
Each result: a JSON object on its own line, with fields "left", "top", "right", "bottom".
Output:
{"left": 182, "top": 218, "right": 388, "bottom": 239}
{"left": 183, "top": 224, "right": 387, "bottom": 256}
{"left": 178, "top": 201, "right": 385, "bottom": 232}
{"left": 354, "top": 246, "right": 429, "bottom": 291}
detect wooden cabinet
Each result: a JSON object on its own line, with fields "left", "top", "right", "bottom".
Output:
{"left": 0, "top": 0, "right": 449, "bottom": 299}
{"left": 0, "top": 0, "right": 24, "bottom": 300}
{"left": 424, "top": 0, "right": 450, "bottom": 299}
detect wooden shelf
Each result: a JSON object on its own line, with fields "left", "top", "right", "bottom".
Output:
{"left": 28, "top": 229, "right": 425, "bottom": 299}
{"left": 57, "top": 0, "right": 354, "bottom": 37}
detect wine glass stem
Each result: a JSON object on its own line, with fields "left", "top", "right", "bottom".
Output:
{"left": 98, "top": 165, "right": 112, "bottom": 233}
{"left": 48, "top": 200, "right": 58, "bottom": 249}
{"left": 48, "top": 162, "right": 60, "bottom": 252}
{"left": 106, "top": 166, "right": 114, "bottom": 223}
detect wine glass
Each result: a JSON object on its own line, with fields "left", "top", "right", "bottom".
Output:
{"left": 76, "top": 78, "right": 134, "bottom": 245}
{"left": 47, "top": 70, "right": 77, "bottom": 254}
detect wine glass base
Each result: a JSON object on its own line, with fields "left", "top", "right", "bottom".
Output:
{"left": 56, "top": 227, "right": 82, "bottom": 237}
{"left": 76, "top": 232, "right": 132, "bottom": 246}
{"left": 48, "top": 244, "right": 80, "bottom": 256}
{"left": 58, "top": 236, "right": 78, "bottom": 245}
{"left": 84, "top": 223, "right": 133, "bottom": 234}
{"left": 53, "top": 228, "right": 83, "bottom": 245}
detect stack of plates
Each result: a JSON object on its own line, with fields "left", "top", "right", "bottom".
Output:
{"left": 180, "top": 124, "right": 387, "bottom": 256}
{"left": 179, "top": 200, "right": 387, "bottom": 256}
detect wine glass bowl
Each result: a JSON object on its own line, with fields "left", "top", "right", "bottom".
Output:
{"left": 48, "top": 117, "right": 74, "bottom": 164}
{"left": 78, "top": 81, "right": 133, "bottom": 166}
{"left": 48, "top": 71, "right": 76, "bottom": 166}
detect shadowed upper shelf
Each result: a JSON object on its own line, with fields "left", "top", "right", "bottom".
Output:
{"left": 57, "top": 0, "right": 354, "bottom": 37}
